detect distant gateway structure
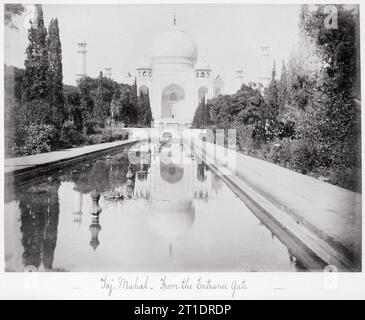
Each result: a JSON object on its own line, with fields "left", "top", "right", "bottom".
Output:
{"left": 135, "top": 17, "right": 224, "bottom": 128}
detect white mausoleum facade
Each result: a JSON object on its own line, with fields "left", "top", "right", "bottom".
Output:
{"left": 135, "top": 21, "right": 224, "bottom": 128}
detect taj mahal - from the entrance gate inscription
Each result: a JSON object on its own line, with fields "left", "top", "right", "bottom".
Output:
{"left": 134, "top": 17, "right": 224, "bottom": 127}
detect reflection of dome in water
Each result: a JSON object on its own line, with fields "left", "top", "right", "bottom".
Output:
{"left": 160, "top": 162, "right": 184, "bottom": 184}
{"left": 149, "top": 201, "right": 195, "bottom": 243}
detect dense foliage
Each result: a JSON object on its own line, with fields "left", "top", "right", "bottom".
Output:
{"left": 5, "top": 5, "right": 152, "bottom": 158}
{"left": 192, "top": 97, "right": 210, "bottom": 128}
{"left": 4, "top": 3, "right": 25, "bottom": 30}
{"left": 192, "top": 5, "right": 360, "bottom": 191}
{"left": 138, "top": 91, "right": 153, "bottom": 126}
{"left": 22, "top": 4, "right": 49, "bottom": 103}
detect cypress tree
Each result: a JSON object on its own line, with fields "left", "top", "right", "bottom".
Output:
{"left": 130, "top": 77, "right": 138, "bottom": 108}
{"left": 48, "top": 18, "right": 65, "bottom": 128}
{"left": 203, "top": 97, "right": 211, "bottom": 127}
{"left": 138, "top": 90, "right": 152, "bottom": 126}
{"left": 271, "top": 60, "right": 277, "bottom": 80}
{"left": 22, "top": 4, "right": 49, "bottom": 103}
{"left": 278, "top": 60, "right": 289, "bottom": 111}
{"left": 192, "top": 96, "right": 206, "bottom": 128}
{"left": 265, "top": 61, "right": 279, "bottom": 120}
{"left": 93, "top": 73, "right": 108, "bottom": 122}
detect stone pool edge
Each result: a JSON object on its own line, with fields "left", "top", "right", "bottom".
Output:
{"left": 4, "top": 138, "right": 142, "bottom": 190}
{"left": 193, "top": 141, "right": 361, "bottom": 272}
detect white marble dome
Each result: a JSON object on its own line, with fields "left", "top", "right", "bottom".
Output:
{"left": 152, "top": 26, "right": 198, "bottom": 61}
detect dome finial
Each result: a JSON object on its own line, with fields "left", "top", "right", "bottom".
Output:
{"left": 173, "top": 11, "right": 176, "bottom": 26}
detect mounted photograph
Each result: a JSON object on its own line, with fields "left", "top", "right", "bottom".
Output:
{"left": 3, "top": 3, "right": 361, "bottom": 272}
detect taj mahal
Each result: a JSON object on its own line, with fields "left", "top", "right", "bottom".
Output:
{"left": 76, "top": 16, "right": 272, "bottom": 128}
{"left": 134, "top": 17, "right": 224, "bottom": 128}
{"left": 77, "top": 16, "right": 225, "bottom": 128}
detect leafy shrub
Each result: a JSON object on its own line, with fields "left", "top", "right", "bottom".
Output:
{"left": 61, "top": 120, "right": 84, "bottom": 147}
{"left": 96, "top": 121, "right": 105, "bottom": 129}
{"left": 100, "top": 133, "right": 113, "bottom": 143}
{"left": 271, "top": 139, "right": 318, "bottom": 174}
{"left": 87, "top": 129, "right": 129, "bottom": 145}
{"left": 17, "top": 124, "right": 57, "bottom": 155}
{"left": 236, "top": 125, "right": 255, "bottom": 153}
{"left": 274, "top": 138, "right": 293, "bottom": 166}
{"left": 329, "top": 166, "right": 361, "bottom": 192}
{"left": 18, "top": 99, "right": 51, "bottom": 126}
{"left": 84, "top": 120, "right": 97, "bottom": 134}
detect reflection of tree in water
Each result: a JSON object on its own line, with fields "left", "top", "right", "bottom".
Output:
{"left": 288, "top": 249, "right": 306, "bottom": 271}
{"left": 62, "top": 153, "right": 131, "bottom": 194}
{"left": 18, "top": 179, "right": 60, "bottom": 271}
{"left": 197, "top": 163, "right": 207, "bottom": 182}
{"left": 212, "top": 172, "right": 223, "bottom": 193}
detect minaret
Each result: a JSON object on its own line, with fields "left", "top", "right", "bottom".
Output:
{"left": 259, "top": 46, "right": 271, "bottom": 86}
{"left": 235, "top": 69, "right": 244, "bottom": 88}
{"left": 76, "top": 38, "right": 87, "bottom": 80}
{"left": 89, "top": 215, "right": 101, "bottom": 251}
{"left": 104, "top": 66, "right": 112, "bottom": 79}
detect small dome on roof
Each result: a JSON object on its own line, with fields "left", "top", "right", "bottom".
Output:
{"left": 136, "top": 56, "right": 152, "bottom": 69}
{"left": 195, "top": 56, "right": 210, "bottom": 70}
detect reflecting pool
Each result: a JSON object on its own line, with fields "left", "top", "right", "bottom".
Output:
{"left": 5, "top": 142, "right": 303, "bottom": 272}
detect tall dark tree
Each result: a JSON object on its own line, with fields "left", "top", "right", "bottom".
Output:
{"left": 264, "top": 62, "right": 280, "bottom": 121}
{"left": 278, "top": 60, "right": 289, "bottom": 111}
{"left": 203, "top": 98, "right": 211, "bottom": 127}
{"left": 64, "top": 85, "right": 83, "bottom": 131}
{"left": 22, "top": 4, "right": 49, "bottom": 103}
{"left": 271, "top": 60, "right": 277, "bottom": 80}
{"left": 192, "top": 96, "right": 206, "bottom": 128}
{"left": 130, "top": 77, "right": 138, "bottom": 109}
{"left": 262, "top": 62, "right": 283, "bottom": 141}
{"left": 48, "top": 18, "right": 65, "bottom": 129}
{"left": 93, "top": 73, "right": 110, "bottom": 122}
{"left": 138, "top": 90, "right": 152, "bottom": 126}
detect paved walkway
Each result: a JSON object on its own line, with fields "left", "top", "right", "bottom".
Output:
{"left": 234, "top": 151, "right": 361, "bottom": 264}
{"left": 196, "top": 141, "right": 362, "bottom": 270}
{"left": 5, "top": 138, "right": 140, "bottom": 175}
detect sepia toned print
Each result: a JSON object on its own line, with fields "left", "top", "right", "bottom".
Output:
{"left": 3, "top": 3, "right": 361, "bottom": 272}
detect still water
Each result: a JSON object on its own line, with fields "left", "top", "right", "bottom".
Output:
{"left": 5, "top": 142, "right": 302, "bottom": 272}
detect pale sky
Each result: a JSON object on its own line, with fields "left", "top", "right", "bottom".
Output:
{"left": 5, "top": 4, "right": 301, "bottom": 92}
